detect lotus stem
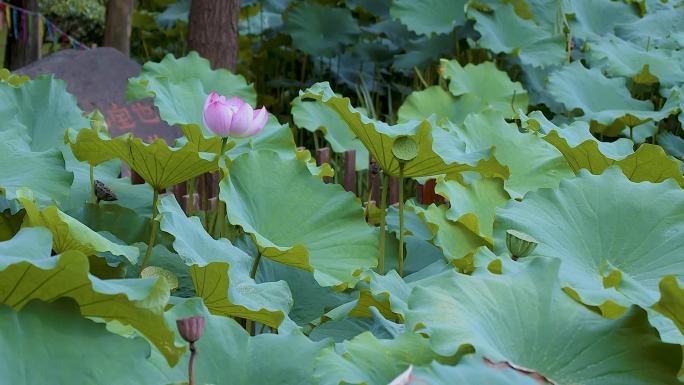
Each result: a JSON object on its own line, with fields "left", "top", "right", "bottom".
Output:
{"left": 186, "top": 177, "right": 195, "bottom": 215}
{"left": 201, "top": 175, "right": 209, "bottom": 229}
{"left": 188, "top": 342, "right": 197, "bottom": 385}
{"left": 398, "top": 164, "right": 405, "bottom": 277}
{"left": 210, "top": 138, "right": 229, "bottom": 238}
{"left": 250, "top": 252, "right": 262, "bottom": 280}
{"left": 246, "top": 250, "right": 261, "bottom": 338}
{"left": 140, "top": 189, "right": 159, "bottom": 275}
{"left": 377, "top": 173, "right": 389, "bottom": 274}
{"left": 89, "top": 165, "right": 96, "bottom": 204}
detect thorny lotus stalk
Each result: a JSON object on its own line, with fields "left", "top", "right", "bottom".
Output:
{"left": 398, "top": 164, "right": 405, "bottom": 277}
{"left": 208, "top": 139, "right": 227, "bottom": 237}
{"left": 391, "top": 136, "right": 418, "bottom": 277}
{"left": 245, "top": 252, "right": 263, "bottom": 336}
{"left": 188, "top": 343, "right": 198, "bottom": 385}
{"left": 377, "top": 174, "right": 389, "bottom": 274}
{"left": 217, "top": 137, "right": 229, "bottom": 238}
{"left": 140, "top": 189, "right": 160, "bottom": 274}
{"left": 186, "top": 177, "right": 196, "bottom": 215}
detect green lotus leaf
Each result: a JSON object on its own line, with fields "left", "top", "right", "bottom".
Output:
{"left": 658, "top": 131, "right": 684, "bottom": 159}
{"left": 0, "top": 208, "right": 23, "bottom": 241}
{"left": 399, "top": 59, "right": 529, "bottom": 123}
{"left": 519, "top": 110, "right": 634, "bottom": 158}
{"left": 308, "top": 308, "right": 400, "bottom": 343}
{"left": 385, "top": 205, "right": 434, "bottom": 242}
{"left": 397, "top": 86, "right": 469, "bottom": 124}
{"left": 653, "top": 276, "right": 684, "bottom": 337}
{"left": 0, "top": 227, "right": 183, "bottom": 365}
{"left": 447, "top": 111, "right": 573, "bottom": 198}
{"left": 63, "top": 153, "right": 153, "bottom": 214}
{"left": 128, "top": 244, "right": 194, "bottom": 298}
{"left": 0, "top": 67, "right": 30, "bottom": 86}
{"left": 346, "top": 0, "right": 389, "bottom": 16}
{"left": 413, "top": 204, "right": 486, "bottom": 272}
{"left": 291, "top": 97, "right": 369, "bottom": 170}
{"left": 547, "top": 62, "right": 680, "bottom": 135}
{"left": 156, "top": 195, "right": 293, "bottom": 328}
{"left": 295, "top": 148, "right": 336, "bottom": 179}
{"left": 157, "top": 298, "right": 333, "bottom": 385}
{"left": 587, "top": 35, "right": 684, "bottom": 87}
{"left": 220, "top": 150, "right": 378, "bottom": 288}
{"left": 470, "top": 3, "right": 566, "bottom": 67}
{"left": 522, "top": 111, "right": 684, "bottom": 187}
{"left": 257, "top": 254, "right": 352, "bottom": 326}
{"left": 155, "top": 0, "right": 189, "bottom": 27}
{"left": 494, "top": 168, "right": 684, "bottom": 342}
{"left": 0, "top": 75, "right": 88, "bottom": 151}
{"left": 625, "top": 121, "right": 658, "bottom": 145}
{"left": 384, "top": 206, "right": 446, "bottom": 275}
{"left": 390, "top": 0, "right": 467, "bottom": 35}
{"left": 435, "top": 176, "right": 509, "bottom": 242}
{"left": 19, "top": 196, "right": 139, "bottom": 264}
{"left": 71, "top": 202, "right": 171, "bottom": 247}
{"left": 406, "top": 258, "right": 682, "bottom": 385}
{"left": 409, "top": 357, "right": 541, "bottom": 385}
{"left": 392, "top": 33, "right": 457, "bottom": 71}
{"left": 349, "top": 266, "right": 462, "bottom": 322}
{"left": 0, "top": 130, "right": 73, "bottom": 210}
{"left": 615, "top": 7, "right": 684, "bottom": 47}
{"left": 227, "top": 116, "right": 299, "bottom": 161}
{"left": 67, "top": 127, "right": 219, "bottom": 191}
{"left": 301, "top": 82, "right": 508, "bottom": 178}
{"left": 0, "top": 300, "right": 169, "bottom": 385}
{"left": 283, "top": 2, "right": 360, "bottom": 57}
{"left": 544, "top": 130, "right": 684, "bottom": 187}
{"left": 440, "top": 59, "right": 528, "bottom": 118}
{"left": 127, "top": 51, "right": 255, "bottom": 130}
{"left": 314, "top": 331, "right": 444, "bottom": 385}
{"left": 567, "top": 0, "right": 638, "bottom": 40}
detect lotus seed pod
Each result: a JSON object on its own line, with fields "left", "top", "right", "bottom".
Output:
{"left": 176, "top": 316, "right": 206, "bottom": 343}
{"left": 141, "top": 265, "right": 179, "bottom": 291}
{"left": 505, "top": 230, "right": 538, "bottom": 260}
{"left": 391, "top": 136, "right": 418, "bottom": 162}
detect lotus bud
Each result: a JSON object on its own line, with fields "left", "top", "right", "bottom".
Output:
{"left": 203, "top": 92, "right": 268, "bottom": 138}
{"left": 176, "top": 316, "right": 206, "bottom": 343}
{"left": 505, "top": 230, "right": 538, "bottom": 260}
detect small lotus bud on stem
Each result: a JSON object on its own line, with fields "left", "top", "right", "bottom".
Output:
{"left": 177, "top": 316, "right": 205, "bottom": 385}
{"left": 506, "top": 230, "right": 538, "bottom": 261}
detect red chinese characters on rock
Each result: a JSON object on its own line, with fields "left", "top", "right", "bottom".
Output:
{"left": 131, "top": 102, "right": 161, "bottom": 124}
{"left": 104, "top": 101, "right": 180, "bottom": 144}
{"left": 106, "top": 103, "right": 135, "bottom": 131}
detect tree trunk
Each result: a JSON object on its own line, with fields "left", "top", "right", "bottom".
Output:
{"left": 103, "top": 0, "right": 134, "bottom": 55}
{"left": 4, "top": 0, "right": 40, "bottom": 70}
{"left": 188, "top": 0, "right": 240, "bottom": 71}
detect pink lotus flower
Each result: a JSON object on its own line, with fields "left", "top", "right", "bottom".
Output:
{"left": 203, "top": 92, "right": 268, "bottom": 138}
